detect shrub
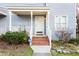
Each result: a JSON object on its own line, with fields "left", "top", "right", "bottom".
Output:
{"left": 55, "top": 31, "right": 72, "bottom": 43}
{"left": 2, "top": 31, "right": 29, "bottom": 44}
{"left": 68, "top": 38, "right": 79, "bottom": 45}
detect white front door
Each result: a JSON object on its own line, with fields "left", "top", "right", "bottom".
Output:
{"left": 35, "top": 16, "right": 45, "bottom": 35}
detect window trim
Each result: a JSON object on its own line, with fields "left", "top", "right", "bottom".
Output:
{"left": 54, "top": 15, "right": 68, "bottom": 31}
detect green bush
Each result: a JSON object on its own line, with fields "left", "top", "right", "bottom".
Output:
{"left": 68, "top": 38, "right": 79, "bottom": 45}
{"left": 2, "top": 31, "right": 29, "bottom": 44}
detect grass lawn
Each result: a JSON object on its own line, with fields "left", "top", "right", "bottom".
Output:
{"left": 54, "top": 53, "right": 79, "bottom": 56}
{"left": 23, "top": 46, "right": 33, "bottom": 56}
{"left": 0, "top": 41, "right": 33, "bottom": 56}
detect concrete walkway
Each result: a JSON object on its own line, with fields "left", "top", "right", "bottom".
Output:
{"left": 31, "top": 45, "right": 51, "bottom": 56}
{"left": 33, "top": 53, "right": 51, "bottom": 56}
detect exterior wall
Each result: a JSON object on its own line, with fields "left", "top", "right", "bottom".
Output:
{"left": 46, "top": 3, "right": 76, "bottom": 40}
{"left": 0, "top": 3, "right": 46, "bottom": 7}
{"left": 0, "top": 16, "right": 9, "bottom": 34}
{"left": 11, "top": 13, "right": 31, "bottom": 35}
{"left": 0, "top": 3, "right": 76, "bottom": 40}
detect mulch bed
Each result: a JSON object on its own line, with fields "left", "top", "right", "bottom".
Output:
{"left": 0, "top": 40, "right": 29, "bottom": 50}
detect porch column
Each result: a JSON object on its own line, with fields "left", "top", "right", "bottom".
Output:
{"left": 47, "top": 10, "right": 51, "bottom": 49}
{"left": 30, "top": 11, "right": 33, "bottom": 45}
{"left": 9, "top": 11, "right": 12, "bottom": 31}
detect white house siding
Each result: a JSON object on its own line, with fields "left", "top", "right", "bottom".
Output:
{"left": 46, "top": 3, "right": 76, "bottom": 40}
{"left": 0, "top": 8, "right": 9, "bottom": 34}
{"left": 0, "top": 3, "right": 46, "bottom": 7}
{"left": 11, "top": 13, "right": 31, "bottom": 35}
{"left": 0, "top": 16, "right": 9, "bottom": 34}
{"left": 0, "top": 3, "right": 76, "bottom": 40}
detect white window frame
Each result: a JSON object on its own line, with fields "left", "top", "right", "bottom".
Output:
{"left": 54, "top": 15, "right": 68, "bottom": 31}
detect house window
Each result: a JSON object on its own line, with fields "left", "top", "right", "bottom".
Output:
{"left": 55, "top": 15, "right": 68, "bottom": 31}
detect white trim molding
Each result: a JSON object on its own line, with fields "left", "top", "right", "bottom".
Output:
{"left": 30, "top": 11, "right": 33, "bottom": 46}
{"left": 54, "top": 15, "right": 68, "bottom": 31}
{"left": 9, "top": 11, "right": 12, "bottom": 31}
{"left": 46, "top": 10, "right": 51, "bottom": 49}
{"left": 48, "top": 10, "right": 51, "bottom": 49}
{"left": 9, "top": 10, "right": 49, "bottom": 12}
{"left": 8, "top": 7, "right": 49, "bottom": 10}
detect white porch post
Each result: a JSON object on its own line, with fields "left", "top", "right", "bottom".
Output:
{"left": 47, "top": 10, "right": 51, "bottom": 49}
{"left": 9, "top": 11, "right": 12, "bottom": 31}
{"left": 30, "top": 11, "right": 33, "bottom": 45}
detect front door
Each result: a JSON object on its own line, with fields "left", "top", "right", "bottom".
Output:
{"left": 35, "top": 16, "right": 45, "bottom": 35}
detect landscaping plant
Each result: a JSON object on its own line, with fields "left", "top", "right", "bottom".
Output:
{"left": 55, "top": 31, "right": 72, "bottom": 43}
{"left": 2, "top": 31, "right": 29, "bottom": 44}
{"left": 68, "top": 37, "right": 79, "bottom": 45}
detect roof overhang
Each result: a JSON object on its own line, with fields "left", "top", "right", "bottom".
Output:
{"left": 8, "top": 7, "right": 49, "bottom": 15}
{"left": 0, "top": 12, "right": 6, "bottom": 16}
{"left": 8, "top": 7, "right": 49, "bottom": 10}
{"left": 0, "top": 8, "right": 7, "bottom": 16}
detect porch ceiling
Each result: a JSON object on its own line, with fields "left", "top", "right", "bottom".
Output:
{"left": 12, "top": 11, "right": 47, "bottom": 15}
{"left": 9, "top": 7, "right": 48, "bottom": 15}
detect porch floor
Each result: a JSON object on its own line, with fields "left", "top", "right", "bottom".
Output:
{"left": 32, "top": 36, "right": 49, "bottom": 45}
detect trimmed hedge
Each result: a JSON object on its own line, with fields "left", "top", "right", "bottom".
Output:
{"left": 2, "top": 31, "right": 29, "bottom": 44}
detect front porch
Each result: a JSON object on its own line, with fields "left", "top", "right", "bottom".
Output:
{"left": 8, "top": 7, "right": 51, "bottom": 47}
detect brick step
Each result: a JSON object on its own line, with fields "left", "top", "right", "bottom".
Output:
{"left": 32, "top": 37, "right": 48, "bottom": 40}
{"left": 32, "top": 41, "right": 49, "bottom": 45}
{"left": 32, "top": 40, "right": 49, "bottom": 42}
{"left": 32, "top": 36, "right": 49, "bottom": 45}
{"left": 32, "top": 39, "right": 49, "bottom": 41}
